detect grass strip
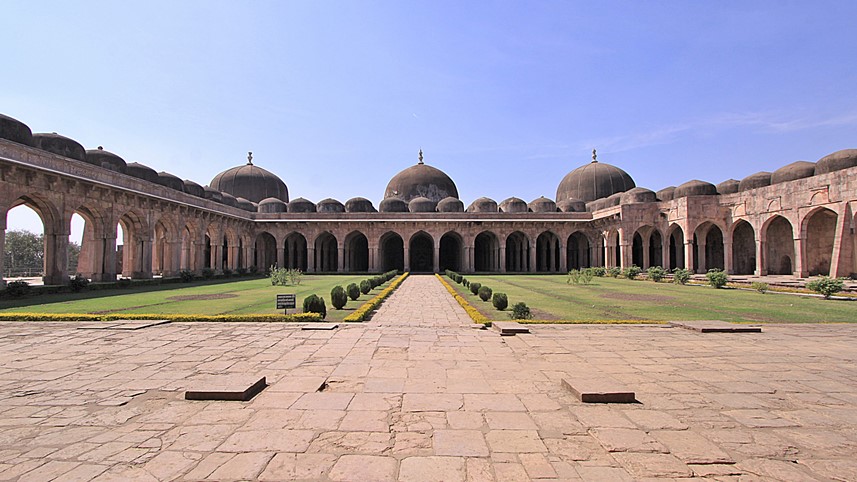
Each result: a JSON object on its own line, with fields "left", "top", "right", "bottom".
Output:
{"left": 0, "top": 312, "right": 322, "bottom": 322}
{"left": 343, "top": 272, "right": 410, "bottom": 322}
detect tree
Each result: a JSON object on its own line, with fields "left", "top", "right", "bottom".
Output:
{"left": 4, "top": 230, "right": 43, "bottom": 276}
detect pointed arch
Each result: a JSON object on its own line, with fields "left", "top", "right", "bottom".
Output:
{"left": 409, "top": 231, "right": 434, "bottom": 272}
{"left": 762, "top": 215, "right": 794, "bottom": 275}
{"left": 439, "top": 231, "right": 463, "bottom": 272}
{"left": 344, "top": 230, "right": 369, "bottom": 272}
{"left": 536, "top": 230, "right": 561, "bottom": 272}
{"left": 284, "top": 232, "right": 308, "bottom": 271}
{"left": 314, "top": 231, "right": 338, "bottom": 272}
{"left": 802, "top": 207, "right": 838, "bottom": 276}
{"left": 505, "top": 231, "right": 530, "bottom": 272}
{"left": 566, "top": 231, "right": 591, "bottom": 270}
{"left": 474, "top": 231, "right": 500, "bottom": 272}
{"left": 379, "top": 231, "right": 404, "bottom": 272}
{"left": 731, "top": 220, "right": 755, "bottom": 275}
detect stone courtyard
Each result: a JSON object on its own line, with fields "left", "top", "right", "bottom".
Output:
{"left": 0, "top": 275, "right": 856, "bottom": 481}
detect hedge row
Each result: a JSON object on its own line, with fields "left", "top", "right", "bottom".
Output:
{"left": 343, "top": 272, "right": 410, "bottom": 322}
{"left": 0, "top": 312, "right": 322, "bottom": 323}
{"left": 435, "top": 274, "right": 490, "bottom": 324}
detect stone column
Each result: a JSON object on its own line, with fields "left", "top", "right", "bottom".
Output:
{"left": 499, "top": 245, "right": 506, "bottom": 272}
{"left": 558, "top": 241, "right": 567, "bottom": 273}
{"left": 276, "top": 244, "right": 285, "bottom": 270}
{"left": 528, "top": 241, "right": 537, "bottom": 272}
{"left": 683, "top": 241, "right": 694, "bottom": 271}
{"left": 661, "top": 235, "right": 670, "bottom": 270}
{"left": 43, "top": 228, "right": 69, "bottom": 285}
{"left": 403, "top": 245, "right": 410, "bottom": 272}
{"left": 697, "top": 240, "right": 707, "bottom": 273}
{"left": 338, "top": 246, "right": 345, "bottom": 272}
{"left": 433, "top": 239, "right": 440, "bottom": 273}
{"left": 755, "top": 238, "right": 765, "bottom": 275}
{"left": 369, "top": 244, "right": 378, "bottom": 272}
{"left": 0, "top": 215, "right": 6, "bottom": 289}
{"left": 642, "top": 238, "right": 650, "bottom": 269}
{"left": 794, "top": 237, "right": 806, "bottom": 277}
{"left": 307, "top": 246, "right": 316, "bottom": 272}
{"left": 723, "top": 240, "right": 733, "bottom": 274}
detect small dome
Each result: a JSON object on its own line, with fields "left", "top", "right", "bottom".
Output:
{"left": 258, "top": 197, "right": 287, "bottom": 213}
{"left": 604, "top": 192, "right": 623, "bottom": 207}
{"left": 288, "top": 197, "right": 316, "bottom": 213}
{"left": 716, "top": 179, "right": 740, "bottom": 195}
{"left": 235, "top": 197, "right": 256, "bottom": 211}
{"left": 85, "top": 147, "right": 126, "bottom": 173}
{"left": 125, "top": 162, "right": 159, "bottom": 183}
{"left": 345, "top": 197, "right": 376, "bottom": 212}
{"left": 586, "top": 198, "right": 608, "bottom": 212}
{"left": 384, "top": 158, "right": 459, "bottom": 203}
{"left": 33, "top": 133, "right": 85, "bottom": 161}
{"left": 738, "top": 172, "right": 772, "bottom": 192}
{"left": 656, "top": 186, "right": 676, "bottom": 201}
{"left": 409, "top": 196, "right": 437, "bottom": 213}
{"left": 499, "top": 197, "right": 528, "bottom": 213}
{"left": 772, "top": 161, "right": 816, "bottom": 184}
{"left": 203, "top": 186, "right": 223, "bottom": 203}
{"left": 557, "top": 198, "right": 586, "bottom": 212}
{"left": 209, "top": 156, "right": 289, "bottom": 203}
{"left": 529, "top": 196, "right": 557, "bottom": 213}
{"left": 815, "top": 149, "right": 857, "bottom": 175}
{"left": 379, "top": 197, "right": 408, "bottom": 212}
{"left": 620, "top": 187, "right": 657, "bottom": 204}
{"left": 220, "top": 191, "right": 238, "bottom": 207}
{"left": 556, "top": 156, "right": 635, "bottom": 203}
{"left": 466, "top": 197, "right": 498, "bottom": 213}
{"left": 0, "top": 113, "right": 35, "bottom": 147}
{"left": 156, "top": 171, "right": 185, "bottom": 191}
{"left": 183, "top": 180, "right": 205, "bottom": 197}
{"left": 317, "top": 198, "right": 345, "bottom": 213}
{"left": 437, "top": 196, "right": 464, "bottom": 212}
{"left": 674, "top": 180, "right": 717, "bottom": 198}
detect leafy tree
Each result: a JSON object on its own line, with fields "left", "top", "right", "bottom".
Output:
{"left": 4, "top": 230, "right": 43, "bottom": 276}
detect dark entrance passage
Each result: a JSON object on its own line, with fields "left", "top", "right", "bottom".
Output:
{"left": 439, "top": 232, "right": 462, "bottom": 272}
{"left": 409, "top": 232, "right": 434, "bottom": 272}
{"left": 344, "top": 231, "right": 369, "bottom": 272}
{"left": 474, "top": 232, "right": 500, "bottom": 272}
{"left": 380, "top": 232, "right": 404, "bottom": 272}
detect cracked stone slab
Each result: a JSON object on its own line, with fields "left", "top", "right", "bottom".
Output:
{"left": 670, "top": 320, "right": 761, "bottom": 333}
{"left": 562, "top": 376, "right": 636, "bottom": 403}
{"left": 185, "top": 375, "right": 267, "bottom": 401}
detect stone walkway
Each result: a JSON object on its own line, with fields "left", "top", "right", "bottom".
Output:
{"left": 0, "top": 275, "right": 855, "bottom": 480}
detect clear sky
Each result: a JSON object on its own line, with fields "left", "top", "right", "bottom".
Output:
{"left": 3, "top": 1, "right": 857, "bottom": 237}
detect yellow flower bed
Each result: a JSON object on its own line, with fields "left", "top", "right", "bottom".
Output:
{"left": 343, "top": 272, "right": 410, "bottom": 322}
{"left": 0, "top": 312, "right": 322, "bottom": 322}
{"left": 435, "top": 274, "right": 490, "bottom": 324}
{"left": 521, "top": 319, "right": 667, "bottom": 324}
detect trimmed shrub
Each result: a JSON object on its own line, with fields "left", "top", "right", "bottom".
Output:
{"left": 606, "top": 267, "right": 621, "bottom": 278}
{"left": 672, "top": 268, "right": 691, "bottom": 285}
{"left": 359, "top": 279, "right": 372, "bottom": 295}
{"left": 116, "top": 278, "right": 132, "bottom": 288}
{"left": 478, "top": 285, "right": 492, "bottom": 301}
{"left": 567, "top": 269, "right": 581, "bottom": 285}
{"left": 69, "top": 274, "right": 90, "bottom": 293}
{"left": 590, "top": 267, "right": 607, "bottom": 277}
{"left": 346, "top": 283, "right": 360, "bottom": 301}
{"left": 330, "top": 285, "right": 347, "bottom": 310}
{"left": 4, "top": 280, "right": 31, "bottom": 298}
{"left": 201, "top": 267, "right": 215, "bottom": 280}
{"left": 622, "top": 265, "right": 642, "bottom": 280}
{"left": 580, "top": 268, "right": 594, "bottom": 285}
{"left": 222, "top": 268, "right": 233, "bottom": 278}
{"left": 706, "top": 268, "right": 728, "bottom": 289}
{"left": 509, "top": 302, "right": 532, "bottom": 320}
{"left": 492, "top": 292, "right": 508, "bottom": 310}
{"left": 469, "top": 282, "right": 482, "bottom": 295}
{"left": 807, "top": 276, "right": 845, "bottom": 299}
{"left": 179, "top": 270, "right": 195, "bottom": 282}
{"left": 751, "top": 281, "right": 768, "bottom": 294}
{"left": 303, "top": 294, "right": 327, "bottom": 319}
{"left": 646, "top": 266, "right": 666, "bottom": 282}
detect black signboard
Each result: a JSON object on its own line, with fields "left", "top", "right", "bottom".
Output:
{"left": 276, "top": 294, "right": 296, "bottom": 311}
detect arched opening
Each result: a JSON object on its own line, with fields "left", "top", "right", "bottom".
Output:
{"left": 180, "top": 225, "right": 195, "bottom": 271}
{"left": 237, "top": 237, "right": 244, "bottom": 269}
{"left": 567, "top": 232, "right": 590, "bottom": 269}
{"left": 203, "top": 234, "right": 212, "bottom": 269}
{"left": 649, "top": 230, "right": 663, "bottom": 268}
{"left": 731, "top": 221, "right": 755, "bottom": 275}
{"left": 68, "top": 210, "right": 94, "bottom": 279}
{"left": 380, "top": 232, "right": 404, "bottom": 272}
{"left": 409, "top": 231, "right": 434, "bottom": 272}
{"left": 284, "top": 232, "right": 308, "bottom": 271}
{"left": 704, "top": 224, "right": 725, "bottom": 271}
{"left": 314, "top": 232, "right": 338, "bottom": 272}
{"left": 632, "top": 232, "right": 644, "bottom": 268}
{"left": 255, "top": 232, "right": 278, "bottom": 271}
{"left": 117, "top": 211, "right": 149, "bottom": 279}
{"left": 152, "top": 220, "right": 170, "bottom": 276}
{"left": 668, "top": 226, "right": 685, "bottom": 270}
{"left": 536, "top": 231, "right": 560, "bottom": 272}
{"left": 764, "top": 216, "right": 794, "bottom": 275}
{"left": 607, "top": 231, "right": 620, "bottom": 267}
{"left": 804, "top": 208, "right": 838, "bottom": 276}
{"left": 474, "top": 231, "right": 500, "bottom": 272}
{"left": 221, "top": 235, "right": 229, "bottom": 270}
{"left": 344, "top": 231, "right": 369, "bottom": 272}
{"left": 4, "top": 202, "right": 49, "bottom": 284}
{"left": 505, "top": 231, "right": 530, "bottom": 272}
{"left": 439, "top": 232, "right": 463, "bottom": 272}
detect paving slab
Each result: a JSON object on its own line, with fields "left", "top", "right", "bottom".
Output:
{"left": 562, "top": 376, "right": 637, "bottom": 403}
{"left": 670, "top": 320, "right": 762, "bottom": 333}
{"left": 185, "top": 375, "right": 267, "bottom": 401}
{"left": 301, "top": 323, "right": 339, "bottom": 330}
{"left": 492, "top": 321, "right": 530, "bottom": 336}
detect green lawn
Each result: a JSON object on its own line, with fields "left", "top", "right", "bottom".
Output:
{"left": 448, "top": 275, "right": 857, "bottom": 323}
{"left": 0, "top": 275, "right": 384, "bottom": 321}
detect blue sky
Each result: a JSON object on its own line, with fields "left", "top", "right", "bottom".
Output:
{"left": 3, "top": 1, "right": 857, "bottom": 236}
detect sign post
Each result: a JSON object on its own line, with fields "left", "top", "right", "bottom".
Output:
{"left": 276, "top": 294, "right": 296, "bottom": 315}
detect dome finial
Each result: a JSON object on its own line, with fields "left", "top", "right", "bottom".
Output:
{"left": 418, "top": 148, "right": 424, "bottom": 165}
{"left": 247, "top": 151, "right": 253, "bottom": 165}
{"left": 592, "top": 149, "right": 597, "bottom": 163}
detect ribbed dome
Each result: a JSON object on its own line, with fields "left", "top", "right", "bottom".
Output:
{"left": 656, "top": 186, "right": 676, "bottom": 201}
{"left": 620, "top": 187, "right": 657, "bottom": 204}
{"left": 210, "top": 156, "right": 288, "bottom": 204}
{"left": 528, "top": 196, "right": 557, "bottom": 213}
{"left": 557, "top": 198, "right": 586, "bottom": 212}
{"left": 716, "top": 179, "right": 740, "bottom": 195}
{"left": 288, "top": 198, "right": 316, "bottom": 213}
{"left": 183, "top": 180, "right": 205, "bottom": 197}
{"left": 384, "top": 157, "right": 458, "bottom": 203}
{"left": 33, "top": 133, "right": 85, "bottom": 161}
{"left": 771, "top": 161, "right": 815, "bottom": 184}
{"left": 815, "top": 149, "right": 857, "bottom": 175}
{"left": 499, "top": 197, "right": 528, "bottom": 213}
{"left": 258, "top": 197, "right": 287, "bottom": 213}
{"left": 317, "top": 198, "right": 345, "bottom": 213}
{"left": 85, "top": 147, "right": 126, "bottom": 173}
{"left": 125, "top": 162, "right": 160, "bottom": 183}
{"left": 466, "top": 197, "right": 498, "bottom": 213}
{"left": 556, "top": 157, "right": 635, "bottom": 203}
{"left": 0, "top": 113, "right": 34, "bottom": 146}
{"left": 345, "top": 197, "right": 376, "bottom": 212}
{"left": 674, "top": 180, "right": 717, "bottom": 198}
{"left": 437, "top": 197, "right": 464, "bottom": 212}
{"left": 738, "top": 172, "right": 772, "bottom": 192}
{"left": 379, "top": 197, "right": 408, "bottom": 212}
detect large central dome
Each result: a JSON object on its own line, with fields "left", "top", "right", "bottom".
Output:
{"left": 556, "top": 151, "right": 635, "bottom": 203}
{"left": 209, "top": 153, "right": 289, "bottom": 204}
{"left": 384, "top": 152, "right": 458, "bottom": 203}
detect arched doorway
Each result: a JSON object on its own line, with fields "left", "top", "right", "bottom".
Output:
{"left": 632, "top": 232, "right": 644, "bottom": 267}
{"left": 567, "top": 232, "right": 590, "bottom": 269}
{"left": 409, "top": 232, "right": 434, "bottom": 272}
{"left": 439, "top": 232, "right": 463, "bottom": 272}
{"left": 804, "top": 208, "right": 837, "bottom": 276}
{"left": 505, "top": 231, "right": 529, "bottom": 272}
{"left": 314, "top": 232, "right": 338, "bottom": 272}
{"left": 764, "top": 216, "right": 793, "bottom": 275}
{"left": 704, "top": 225, "right": 725, "bottom": 271}
{"left": 536, "top": 231, "right": 560, "bottom": 272}
{"left": 669, "top": 226, "right": 685, "bottom": 270}
{"left": 284, "top": 232, "right": 308, "bottom": 271}
{"left": 731, "top": 221, "right": 755, "bottom": 275}
{"left": 649, "top": 230, "right": 663, "bottom": 268}
{"left": 344, "top": 231, "right": 369, "bottom": 272}
{"left": 181, "top": 225, "right": 195, "bottom": 272}
{"left": 474, "top": 231, "right": 500, "bottom": 272}
{"left": 118, "top": 211, "right": 149, "bottom": 279}
{"left": 255, "top": 232, "right": 277, "bottom": 271}
{"left": 380, "top": 232, "right": 404, "bottom": 272}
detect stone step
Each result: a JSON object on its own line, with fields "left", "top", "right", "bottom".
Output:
{"left": 185, "top": 375, "right": 267, "bottom": 401}
{"left": 562, "top": 376, "right": 636, "bottom": 403}
{"left": 301, "top": 323, "right": 339, "bottom": 331}
{"left": 492, "top": 321, "right": 530, "bottom": 336}
{"left": 670, "top": 320, "right": 762, "bottom": 333}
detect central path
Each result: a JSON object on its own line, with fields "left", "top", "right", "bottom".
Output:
{"left": 368, "top": 274, "right": 473, "bottom": 327}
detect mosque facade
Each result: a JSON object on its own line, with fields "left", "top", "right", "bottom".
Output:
{"left": 1, "top": 112, "right": 855, "bottom": 287}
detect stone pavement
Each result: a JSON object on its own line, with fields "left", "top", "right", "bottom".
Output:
{"left": 0, "top": 275, "right": 854, "bottom": 480}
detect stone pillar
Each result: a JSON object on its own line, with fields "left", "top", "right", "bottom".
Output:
{"left": 661, "top": 235, "right": 670, "bottom": 270}
{"left": 831, "top": 203, "right": 853, "bottom": 278}
{"left": 697, "top": 240, "right": 707, "bottom": 273}
{"left": 338, "top": 246, "right": 345, "bottom": 272}
{"left": 277, "top": 243, "right": 285, "bottom": 270}
{"left": 213, "top": 243, "right": 223, "bottom": 272}
{"left": 528, "top": 241, "right": 537, "bottom": 272}
{"left": 683, "top": 241, "right": 694, "bottom": 271}
{"left": 369, "top": 244, "right": 378, "bottom": 272}
{"left": 642, "top": 239, "right": 650, "bottom": 269}
{"left": 138, "top": 236, "right": 154, "bottom": 279}
{"left": 403, "top": 245, "right": 410, "bottom": 272}
{"left": 755, "top": 239, "right": 765, "bottom": 275}
{"left": 794, "top": 237, "right": 806, "bottom": 277}
{"left": 433, "top": 239, "right": 440, "bottom": 273}
{"left": 43, "top": 228, "right": 69, "bottom": 285}
{"left": 558, "top": 241, "right": 567, "bottom": 273}
{"left": 307, "top": 246, "right": 316, "bottom": 272}
{"left": 499, "top": 245, "right": 506, "bottom": 272}
{"left": 724, "top": 240, "right": 733, "bottom": 274}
